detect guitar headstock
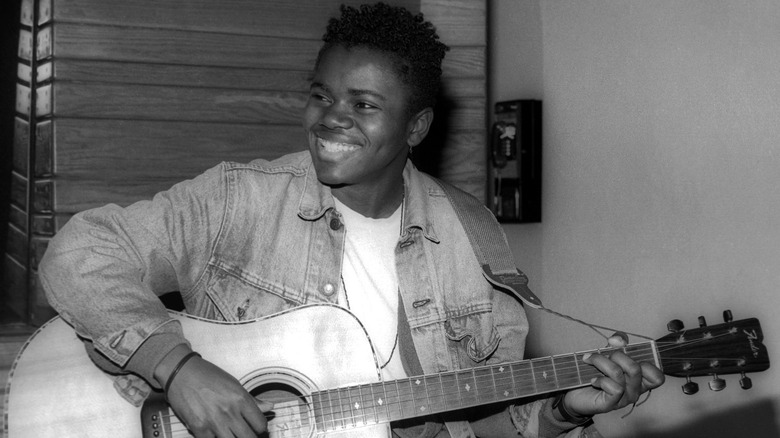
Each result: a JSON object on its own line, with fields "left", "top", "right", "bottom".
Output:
{"left": 655, "top": 310, "right": 770, "bottom": 394}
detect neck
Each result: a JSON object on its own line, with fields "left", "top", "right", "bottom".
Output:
{"left": 331, "top": 178, "right": 404, "bottom": 219}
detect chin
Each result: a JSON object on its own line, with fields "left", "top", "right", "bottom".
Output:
{"left": 311, "top": 161, "right": 349, "bottom": 187}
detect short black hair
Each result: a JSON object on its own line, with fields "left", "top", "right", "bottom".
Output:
{"left": 317, "top": 2, "right": 449, "bottom": 114}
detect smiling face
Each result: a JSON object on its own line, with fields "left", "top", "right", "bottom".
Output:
{"left": 303, "top": 45, "right": 432, "bottom": 211}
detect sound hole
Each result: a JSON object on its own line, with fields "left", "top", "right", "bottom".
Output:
{"left": 246, "top": 374, "right": 313, "bottom": 438}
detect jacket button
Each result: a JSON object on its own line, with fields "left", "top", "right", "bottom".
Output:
{"left": 329, "top": 218, "right": 342, "bottom": 230}
{"left": 323, "top": 283, "right": 336, "bottom": 295}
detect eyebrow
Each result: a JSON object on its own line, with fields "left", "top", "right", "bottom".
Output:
{"left": 310, "top": 82, "right": 387, "bottom": 102}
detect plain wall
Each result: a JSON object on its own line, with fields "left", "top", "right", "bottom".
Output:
{"left": 490, "top": 1, "right": 780, "bottom": 436}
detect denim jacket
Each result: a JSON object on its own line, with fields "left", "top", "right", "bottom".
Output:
{"left": 40, "top": 152, "right": 591, "bottom": 438}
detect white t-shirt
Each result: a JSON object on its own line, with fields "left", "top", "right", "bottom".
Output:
{"left": 333, "top": 197, "right": 407, "bottom": 380}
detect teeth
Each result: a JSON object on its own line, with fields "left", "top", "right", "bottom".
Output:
{"left": 319, "top": 138, "right": 359, "bottom": 152}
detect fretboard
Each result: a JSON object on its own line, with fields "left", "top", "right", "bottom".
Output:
{"left": 311, "top": 341, "right": 658, "bottom": 431}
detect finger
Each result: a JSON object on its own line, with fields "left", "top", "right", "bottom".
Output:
{"left": 607, "top": 331, "right": 629, "bottom": 347}
{"left": 583, "top": 352, "right": 626, "bottom": 385}
{"left": 255, "top": 399, "right": 275, "bottom": 412}
{"left": 608, "top": 351, "right": 643, "bottom": 403}
{"left": 639, "top": 361, "right": 666, "bottom": 391}
{"left": 583, "top": 352, "right": 625, "bottom": 394}
{"left": 243, "top": 400, "right": 270, "bottom": 435}
{"left": 583, "top": 352, "right": 634, "bottom": 408}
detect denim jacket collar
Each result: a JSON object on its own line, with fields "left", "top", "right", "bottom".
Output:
{"left": 296, "top": 156, "right": 335, "bottom": 221}
{"left": 401, "top": 161, "right": 440, "bottom": 244}
{"left": 295, "top": 154, "right": 440, "bottom": 243}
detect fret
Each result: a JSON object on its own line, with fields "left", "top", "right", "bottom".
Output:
{"left": 410, "top": 376, "right": 430, "bottom": 415}
{"left": 439, "top": 371, "right": 459, "bottom": 411}
{"left": 530, "top": 357, "right": 558, "bottom": 393}
{"left": 423, "top": 374, "right": 446, "bottom": 413}
{"left": 347, "top": 384, "right": 366, "bottom": 426}
{"left": 626, "top": 344, "right": 655, "bottom": 365}
{"left": 510, "top": 361, "right": 535, "bottom": 397}
{"left": 491, "top": 363, "right": 515, "bottom": 400}
{"left": 552, "top": 353, "right": 581, "bottom": 389}
{"left": 383, "top": 380, "right": 402, "bottom": 422}
{"left": 372, "top": 381, "right": 392, "bottom": 424}
{"left": 473, "top": 366, "right": 496, "bottom": 404}
{"left": 312, "top": 391, "right": 327, "bottom": 432}
{"left": 336, "top": 388, "right": 352, "bottom": 428}
{"left": 323, "top": 389, "right": 339, "bottom": 431}
{"left": 395, "top": 379, "right": 416, "bottom": 420}
{"left": 359, "top": 383, "right": 378, "bottom": 425}
{"left": 580, "top": 349, "right": 610, "bottom": 382}
{"left": 454, "top": 368, "right": 478, "bottom": 407}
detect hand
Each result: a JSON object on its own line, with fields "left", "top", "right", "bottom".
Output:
{"left": 561, "top": 333, "right": 665, "bottom": 419}
{"left": 165, "top": 356, "right": 272, "bottom": 437}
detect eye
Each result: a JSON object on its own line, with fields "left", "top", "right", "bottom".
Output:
{"left": 308, "top": 88, "right": 331, "bottom": 104}
{"left": 355, "top": 101, "right": 378, "bottom": 110}
{"left": 310, "top": 93, "right": 330, "bottom": 103}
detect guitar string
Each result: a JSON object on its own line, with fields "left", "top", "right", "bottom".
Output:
{"left": 159, "top": 333, "right": 732, "bottom": 434}
{"left": 159, "top": 347, "right": 663, "bottom": 435}
{"left": 163, "top": 350, "right": 663, "bottom": 434}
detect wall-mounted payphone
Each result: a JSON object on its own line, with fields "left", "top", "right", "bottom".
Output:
{"left": 489, "top": 100, "right": 542, "bottom": 223}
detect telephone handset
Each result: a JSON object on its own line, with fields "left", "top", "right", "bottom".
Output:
{"left": 491, "top": 121, "right": 517, "bottom": 217}
{"left": 491, "top": 99, "right": 541, "bottom": 223}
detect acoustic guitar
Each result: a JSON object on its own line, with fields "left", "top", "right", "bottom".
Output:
{"left": 4, "top": 304, "right": 770, "bottom": 437}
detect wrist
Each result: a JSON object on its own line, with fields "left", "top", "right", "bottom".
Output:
{"left": 552, "top": 393, "right": 593, "bottom": 426}
{"left": 163, "top": 351, "right": 201, "bottom": 396}
{"left": 153, "top": 343, "right": 195, "bottom": 388}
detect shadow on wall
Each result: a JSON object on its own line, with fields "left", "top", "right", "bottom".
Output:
{"left": 630, "top": 398, "right": 777, "bottom": 438}
{"left": 411, "top": 91, "right": 454, "bottom": 179}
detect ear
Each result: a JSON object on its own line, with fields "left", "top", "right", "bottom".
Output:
{"left": 406, "top": 107, "right": 434, "bottom": 148}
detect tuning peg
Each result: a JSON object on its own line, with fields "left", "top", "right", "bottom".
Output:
{"left": 667, "top": 319, "right": 685, "bottom": 332}
{"left": 709, "top": 375, "right": 726, "bottom": 391}
{"left": 698, "top": 316, "right": 707, "bottom": 327}
{"left": 682, "top": 377, "right": 699, "bottom": 395}
{"left": 723, "top": 309, "right": 733, "bottom": 322}
{"left": 739, "top": 372, "right": 753, "bottom": 390}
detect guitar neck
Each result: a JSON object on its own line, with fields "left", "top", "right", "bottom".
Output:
{"left": 311, "top": 341, "right": 659, "bottom": 430}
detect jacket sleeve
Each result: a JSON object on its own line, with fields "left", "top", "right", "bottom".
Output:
{"left": 39, "top": 163, "right": 228, "bottom": 381}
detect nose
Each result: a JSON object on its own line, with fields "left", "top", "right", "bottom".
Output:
{"left": 320, "top": 102, "right": 353, "bottom": 130}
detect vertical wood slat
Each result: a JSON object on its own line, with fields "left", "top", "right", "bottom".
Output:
{"left": 4, "top": 0, "right": 37, "bottom": 326}
{"left": 420, "top": 0, "right": 487, "bottom": 201}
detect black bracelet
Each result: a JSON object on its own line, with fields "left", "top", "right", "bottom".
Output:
{"left": 552, "top": 393, "right": 593, "bottom": 426}
{"left": 164, "top": 352, "right": 201, "bottom": 395}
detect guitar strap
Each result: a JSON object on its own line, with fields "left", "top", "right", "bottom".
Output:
{"left": 431, "top": 178, "right": 543, "bottom": 309}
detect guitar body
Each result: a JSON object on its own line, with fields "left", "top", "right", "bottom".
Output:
{"left": 6, "top": 304, "right": 389, "bottom": 438}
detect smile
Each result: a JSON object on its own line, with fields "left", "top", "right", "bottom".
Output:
{"left": 318, "top": 138, "right": 361, "bottom": 152}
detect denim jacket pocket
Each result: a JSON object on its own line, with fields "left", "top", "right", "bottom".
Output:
{"left": 444, "top": 307, "right": 500, "bottom": 365}
{"left": 203, "top": 268, "right": 301, "bottom": 322}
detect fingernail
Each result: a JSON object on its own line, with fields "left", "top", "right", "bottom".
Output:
{"left": 582, "top": 353, "right": 592, "bottom": 362}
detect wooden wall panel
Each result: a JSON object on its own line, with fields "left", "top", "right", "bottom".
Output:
{"left": 421, "top": 0, "right": 487, "bottom": 46}
{"left": 42, "top": 24, "right": 321, "bottom": 70}
{"left": 41, "top": 0, "right": 420, "bottom": 37}
{"left": 49, "top": 120, "right": 306, "bottom": 185}
{"left": 420, "top": 0, "right": 487, "bottom": 200}
{"left": 46, "top": 83, "right": 306, "bottom": 123}
{"left": 44, "top": 59, "right": 313, "bottom": 91}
